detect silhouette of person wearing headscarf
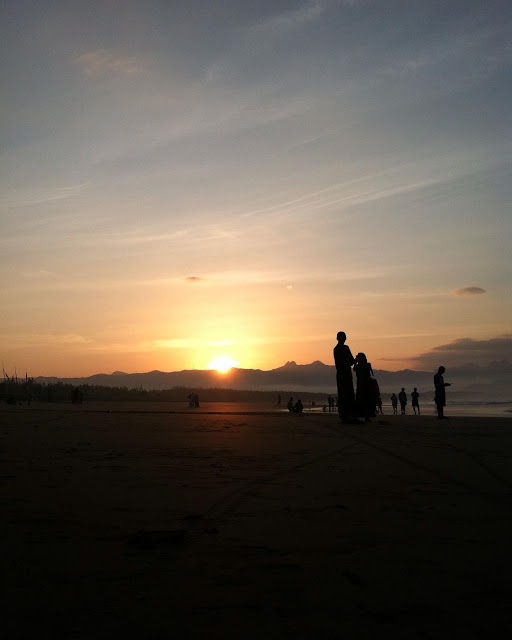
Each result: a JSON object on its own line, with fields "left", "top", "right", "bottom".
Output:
{"left": 354, "top": 352, "right": 376, "bottom": 422}
{"left": 333, "top": 331, "right": 357, "bottom": 423}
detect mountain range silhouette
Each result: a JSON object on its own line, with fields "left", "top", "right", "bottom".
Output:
{"left": 34, "top": 360, "right": 512, "bottom": 401}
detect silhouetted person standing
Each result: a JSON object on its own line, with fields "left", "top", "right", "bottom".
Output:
{"left": 398, "top": 388, "right": 407, "bottom": 414}
{"left": 434, "top": 366, "right": 451, "bottom": 419}
{"left": 371, "top": 378, "right": 382, "bottom": 414}
{"left": 333, "top": 331, "right": 356, "bottom": 423}
{"left": 287, "top": 397, "right": 294, "bottom": 412}
{"left": 354, "top": 352, "right": 375, "bottom": 422}
{"left": 391, "top": 393, "right": 398, "bottom": 414}
{"left": 411, "top": 388, "right": 420, "bottom": 415}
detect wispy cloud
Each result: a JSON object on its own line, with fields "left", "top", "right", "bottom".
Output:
{"left": 244, "top": 0, "right": 363, "bottom": 41}
{"left": 380, "top": 29, "right": 494, "bottom": 77}
{"left": 6, "top": 265, "right": 393, "bottom": 295}
{"left": 82, "top": 333, "right": 337, "bottom": 356}
{"left": 454, "top": 287, "right": 487, "bottom": 297}
{"left": 241, "top": 143, "right": 511, "bottom": 222}
{"left": 242, "top": 174, "right": 442, "bottom": 220}
{"left": 150, "top": 333, "right": 335, "bottom": 351}
{"left": 1, "top": 184, "right": 88, "bottom": 208}
{"left": 76, "top": 50, "right": 144, "bottom": 77}
{"left": 150, "top": 338, "right": 195, "bottom": 349}
{"left": 0, "top": 333, "right": 92, "bottom": 347}
{"left": 90, "top": 229, "right": 189, "bottom": 247}
{"left": 21, "top": 270, "right": 55, "bottom": 279}
{"left": 83, "top": 337, "right": 236, "bottom": 354}
{"left": 247, "top": 3, "right": 325, "bottom": 41}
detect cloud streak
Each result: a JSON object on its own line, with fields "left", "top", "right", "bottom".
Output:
{"left": 76, "top": 50, "right": 144, "bottom": 77}
{"left": 0, "top": 333, "right": 92, "bottom": 348}
{"left": 454, "top": 287, "right": 487, "bottom": 297}
{"left": 1, "top": 184, "right": 88, "bottom": 208}
{"left": 247, "top": 3, "right": 325, "bottom": 41}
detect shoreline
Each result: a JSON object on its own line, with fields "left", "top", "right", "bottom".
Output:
{"left": 2, "top": 399, "right": 512, "bottom": 418}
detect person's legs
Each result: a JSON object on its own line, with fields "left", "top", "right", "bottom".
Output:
{"left": 337, "top": 373, "right": 355, "bottom": 423}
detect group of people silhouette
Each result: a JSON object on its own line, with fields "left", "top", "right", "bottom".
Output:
{"left": 390, "top": 388, "right": 420, "bottom": 415}
{"left": 287, "top": 397, "right": 304, "bottom": 414}
{"left": 333, "top": 331, "right": 380, "bottom": 424}
{"left": 187, "top": 392, "right": 200, "bottom": 408}
{"left": 334, "top": 331, "right": 451, "bottom": 423}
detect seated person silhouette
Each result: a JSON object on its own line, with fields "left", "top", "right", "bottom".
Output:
{"left": 293, "top": 399, "right": 304, "bottom": 414}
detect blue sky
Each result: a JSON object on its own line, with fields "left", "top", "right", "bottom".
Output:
{"left": 1, "top": 0, "right": 511, "bottom": 376}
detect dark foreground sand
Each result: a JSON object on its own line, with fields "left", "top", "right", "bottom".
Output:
{"left": 2, "top": 404, "right": 512, "bottom": 639}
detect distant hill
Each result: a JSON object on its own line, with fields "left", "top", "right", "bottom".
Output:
{"left": 33, "top": 360, "right": 512, "bottom": 401}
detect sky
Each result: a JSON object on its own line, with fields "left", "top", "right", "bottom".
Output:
{"left": 1, "top": 0, "right": 511, "bottom": 377}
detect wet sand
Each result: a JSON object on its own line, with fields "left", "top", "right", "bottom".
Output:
{"left": 2, "top": 404, "right": 512, "bottom": 638}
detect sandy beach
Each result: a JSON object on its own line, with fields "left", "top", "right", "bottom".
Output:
{"left": 2, "top": 403, "right": 512, "bottom": 638}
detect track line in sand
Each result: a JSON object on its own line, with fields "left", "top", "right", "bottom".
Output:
{"left": 162, "top": 416, "right": 512, "bottom": 547}
{"left": 126, "top": 437, "right": 360, "bottom": 550}
{"left": 331, "top": 425, "right": 512, "bottom": 507}
{"left": 111, "top": 413, "right": 512, "bottom": 551}
{"left": 202, "top": 441, "right": 358, "bottom": 522}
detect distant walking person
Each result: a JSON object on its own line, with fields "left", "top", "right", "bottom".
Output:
{"left": 411, "top": 388, "right": 420, "bottom": 415}
{"left": 398, "top": 388, "right": 407, "bottom": 414}
{"left": 434, "top": 366, "right": 451, "bottom": 419}
{"left": 391, "top": 393, "right": 398, "bottom": 414}
{"left": 333, "top": 331, "right": 357, "bottom": 424}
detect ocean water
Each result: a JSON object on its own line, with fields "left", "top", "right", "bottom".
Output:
{"left": 307, "top": 402, "right": 512, "bottom": 418}
{"left": 439, "top": 402, "right": 512, "bottom": 418}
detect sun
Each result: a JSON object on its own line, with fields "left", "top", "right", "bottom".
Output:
{"left": 207, "top": 356, "right": 239, "bottom": 373}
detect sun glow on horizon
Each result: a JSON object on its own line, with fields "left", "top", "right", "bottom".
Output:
{"left": 207, "top": 356, "right": 240, "bottom": 373}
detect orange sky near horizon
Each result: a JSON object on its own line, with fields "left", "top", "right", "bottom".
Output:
{"left": 1, "top": 284, "right": 508, "bottom": 377}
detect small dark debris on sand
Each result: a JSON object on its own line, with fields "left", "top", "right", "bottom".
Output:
{"left": 127, "top": 529, "right": 186, "bottom": 549}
